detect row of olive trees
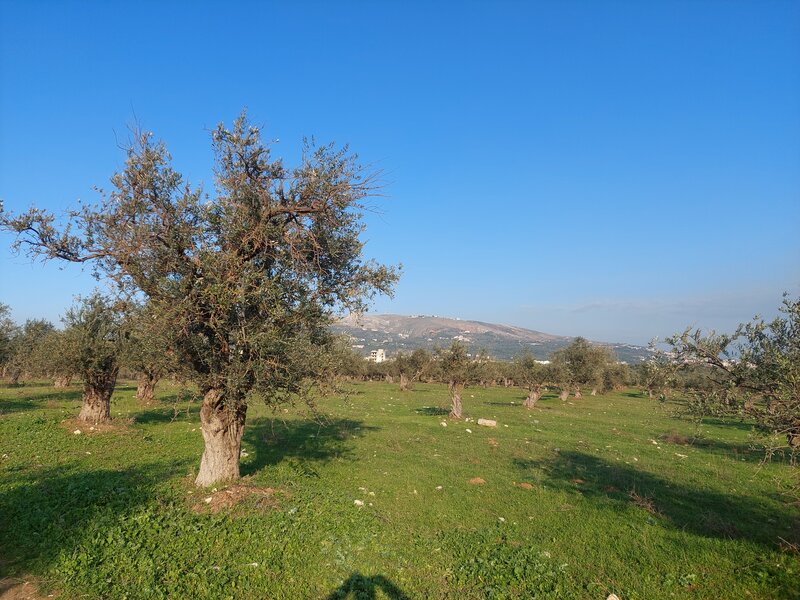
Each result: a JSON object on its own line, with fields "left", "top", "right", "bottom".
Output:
{"left": 330, "top": 337, "right": 631, "bottom": 418}
{"left": 0, "top": 298, "right": 175, "bottom": 414}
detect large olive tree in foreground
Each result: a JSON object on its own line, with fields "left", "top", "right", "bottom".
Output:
{"left": 1, "top": 114, "right": 397, "bottom": 486}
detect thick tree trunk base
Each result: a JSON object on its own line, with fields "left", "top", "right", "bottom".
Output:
{"left": 136, "top": 373, "right": 158, "bottom": 405}
{"left": 78, "top": 382, "right": 116, "bottom": 424}
{"left": 590, "top": 388, "right": 597, "bottom": 396}
{"left": 195, "top": 389, "right": 247, "bottom": 487}
{"left": 399, "top": 373, "right": 410, "bottom": 392}
{"left": 523, "top": 390, "right": 540, "bottom": 409}
{"left": 574, "top": 390, "right": 582, "bottom": 399}
{"left": 54, "top": 375, "right": 72, "bottom": 388}
{"left": 449, "top": 382, "right": 463, "bottom": 419}
{"left": 559, "top": 390, "right": 569, "bottom": 401}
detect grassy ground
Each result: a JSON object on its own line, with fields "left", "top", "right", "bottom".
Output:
{"left": 0, "top": 381, "right": 798, "bottom": 599}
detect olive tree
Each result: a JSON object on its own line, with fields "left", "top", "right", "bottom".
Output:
{"left": 393, "top": 348, "right": 432, "bottom": 391}
{"left": 122, "top": 303, "right": 176, "bottom": 405}
{"left": 59, "top": 294, "right": 126, "bottom": 423}
{"left": 639, "top": 338, "right": 677, "bottom": 400}
{"left": 551, "top": 337, "right": 616, "bottom": 398}
{"left": 513, "top": 350, "right": 548, "bottom": 408}
{"left": 669, "top": 295, "right": 800, "bottom": 455}
{"left": 1, "top": 113, "right": 397, "bottom": 486}
{"left": 0, "top": 304, "right": 18, "bottom": 379}
{"left": 5, "top": 318, "right": 55, "bottom": 384}
{"left": 437, "top": 342, "right": 483, "bottom": 419}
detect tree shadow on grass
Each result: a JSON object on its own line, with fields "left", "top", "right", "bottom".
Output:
{"left": 0, "top": 389, "right": 83, "bottom": 415}
{"left": 659, "top": 433, "right": 783, "bottom": 465}
{"left": 325, "top": 572, "right": 411, "bottom": 600}
{"left": 133, "top": 398, "right": 198, "bottom": 425}
{"left": 514, "top": 451, "right": 799, "bottom": 549}
{"left": 0, "top": 460, "right": 188, "bottom": 580}
{"left": 413, "top": 406, "right": 449, "bottom": 416}
{"left": 241, "top": 417, "right": 379, "bottom": 477}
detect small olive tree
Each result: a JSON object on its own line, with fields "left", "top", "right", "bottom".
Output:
{"left": 513, "top": 350, "right": 548, "bottom": 408}
{"left": 0, "top": 304, "right": 18, "bottom": 379}
{"left": 551, "top": 337, "right": 616, "bottom": 398}
{"left": 59, "top": 294, "right": 127, "bottom": 423}
{"left": 5, "top": 318, "right": 55, "bottom": 384}
{"left": 437, "top": 342, "right": 483, "bottom": 419}
{"left": 1, "top": 113, "right": 397, "bottom": 486}
{"left": 394, "top": 348, "right": 432, "bottom": 391}
{"left": 122, "top": 303, "right": 176, "bottom": 405}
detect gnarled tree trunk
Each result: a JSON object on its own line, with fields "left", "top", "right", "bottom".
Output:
{"left": 590, "top": 388, "right": 597, "bottom": 396}
{"left": 449, "top": 381, "right": 463, "bottom": 419}
{"left": 573, "top": 388, "right": 582, "bottom": 399}
{"left": 196, "top": 389, "right": 247, "bottom": 487}
{"left": 523, "top": 388, "right": 540, "bottom": 409}
{"left": 78, "top": 367, "right": 118, "bottom": 424}
{"left": 559, "top": 389, "right": 569, "bottom": 401}
{"left": 136, "top": 372, "right": 158, "bottom": 405}
{"left": 54, "top": 375, "right": 72, "bottom": 388}
{"left": 399, "top": 372, "right": 410, "bottom": 392}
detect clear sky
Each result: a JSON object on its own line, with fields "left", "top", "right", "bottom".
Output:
{"left": 1, "top": 0, "right": 798, "bottom": 345}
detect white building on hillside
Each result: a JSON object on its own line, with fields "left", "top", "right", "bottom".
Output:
{"left": 368, "top": 349, "right": 386, "bottom": 363}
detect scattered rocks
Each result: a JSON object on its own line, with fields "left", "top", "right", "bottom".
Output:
{"left": 477, "top": 418, "right": 497, "bottom": 427}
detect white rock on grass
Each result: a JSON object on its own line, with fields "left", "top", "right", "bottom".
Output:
{"left": 465, "top": 428, "right": 472, "bottom": 433}
{"left": 73, "top": 429, "right": 81, "bottom": 435}
{"left": 440, "top": 421, "right": 447, "bottom": 427}
{"left": 354, "top": 499, "right": 364, "bottom": 507}
{"left": 477, "top": 418, "right": 497, "bottom": 427}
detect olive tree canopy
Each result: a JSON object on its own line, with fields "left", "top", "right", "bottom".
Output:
{"left": 1, "top": 113, "right": 398, "bottom": 486}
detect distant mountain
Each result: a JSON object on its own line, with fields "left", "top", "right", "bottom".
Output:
{"left": 333, "top": 313, "right": 652, "bottom": 364}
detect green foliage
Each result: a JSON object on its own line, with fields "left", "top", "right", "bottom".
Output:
{"left": 0, "top": 303, "right": 18, "bottom": 371}
{"left": 669, "top": 294, "right": 800, "bottom": 455}
{"left": 513, "top": 349, "right": 547, "bottom": 393}
{"left": 60, "top": 294, "right": 126, "bottom": 386}
{"left": 550, "top": 337, "right": 617, "bottom": 394}
{"left": 5, "top": 317, "right": 56, "bottom": 382}
{"left": 436, "top": 342, "right": 483, "bottom": 388}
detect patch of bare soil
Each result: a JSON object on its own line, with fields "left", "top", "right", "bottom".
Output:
{"left": 660, "top": 430, "right": 691, "bottom": 445}
{"left": 629, "top": 489, "right": 661, "bottom": 516}
{"left": 58, "top": 418, "right": 130, "bottom": 435}
{"left": 0, "top": 577, "right": 54, "bottom": 600}
{"left": 468, "top": 477, "right": 486, "bottom": 485}
{"left": 513, "top": 482, "right": 534, "bottom": 490}
{"left": 191, "top": 485, "right": 288, "bottom": 514}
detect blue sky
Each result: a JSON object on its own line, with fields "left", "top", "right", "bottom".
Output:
{"left": 1, "top": 0, "right": 798, "bottom": 344}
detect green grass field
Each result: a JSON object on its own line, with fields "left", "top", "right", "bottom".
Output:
{"left": 0, "top": 381, "right": 797, "bottom": 599}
